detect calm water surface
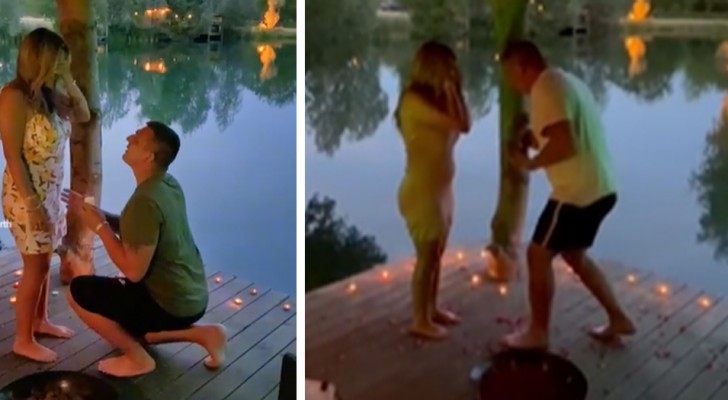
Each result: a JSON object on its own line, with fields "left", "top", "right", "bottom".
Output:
{"left": 0, "top": 39, "right": 296, "bottom": 294}
{"left": 306, "top": 36, "right": 728, "bottom": 295}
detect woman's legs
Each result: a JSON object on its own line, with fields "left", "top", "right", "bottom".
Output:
{"left": 410, "top": 239, "right": 447, "bottom": 340}
{"left": 14, "top": 252, "right": 57, "bottom": 362}
{"left": 33, "top": 269, "right": 74, "bottom": 338}
{"left": 430, "top": 237, "right": 460, "bottom": 325}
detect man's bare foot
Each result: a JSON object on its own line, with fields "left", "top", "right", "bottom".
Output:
{"left": 33, "top": 321, "right": 75, "bottom": 339}
{"left": 199, "top": 324, "right": 227, "bottom": 369}
{"left": 410, "top": 322, "right": 448, "bottom": 340}
{"left": 433, "top": 309, "right": 461, "bottom": 325}
{"left": 97, "top": 352, "right": 155, "bottom": 378}
{"left": 13, "top": 340, "right": 57, "bottom": 363}
{"left": 589, "top": 318, "right": 636, "bottom": 342}
{"left": 501, "top": 329, "right": 548, "bottom": 350}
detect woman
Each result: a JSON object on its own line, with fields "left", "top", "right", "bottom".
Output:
{"left": 0, "top": 28, "right": 91, "bottom": 362}
{"left": 394, "top": 41, "right": 471, "bottom": 340}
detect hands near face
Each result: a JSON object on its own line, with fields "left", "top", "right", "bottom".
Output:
{"left": 61, "top": 189, "right": 106, "bottom": 232}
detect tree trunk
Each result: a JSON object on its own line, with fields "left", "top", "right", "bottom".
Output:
{"left": 485, "top": 0, "right": 529, "bottom": 282}
{"left": 56, "top": 0, "right": 103, "bottom": 284}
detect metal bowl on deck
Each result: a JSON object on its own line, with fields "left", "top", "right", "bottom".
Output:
{"left": 0, "top": 371, "right": 118, "bottom": 400}
{"left": 470, "top": 350, "right": 587, "bottom": 400}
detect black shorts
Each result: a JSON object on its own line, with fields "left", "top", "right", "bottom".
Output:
{"left": 69, "top": 275, "right": 205, "bottom": 338}
{"left": 532, "top": 193, "right": 617, "bottom": 253}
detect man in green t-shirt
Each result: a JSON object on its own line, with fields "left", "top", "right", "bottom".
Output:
{"left": 62, "top": 121, "right": 226, "bottom": 378}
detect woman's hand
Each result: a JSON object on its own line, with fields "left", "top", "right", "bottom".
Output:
{"left": 61, "top": 189, "right": 106, "bottom": 232}
{"left": 27, "top": 201, "right": 51, "bottom": 232}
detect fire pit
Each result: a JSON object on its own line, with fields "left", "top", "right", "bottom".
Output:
{"left": 0, "top": 371, "right": 117, "bottom": 400}
{"left": 470, "top": 350, "right": 587, "bottom": 400}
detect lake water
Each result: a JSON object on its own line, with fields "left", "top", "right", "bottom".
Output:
{"left": 306, "top": 35, "right": 728, "bottom": 296}
{"left": 0, "top": 38, "right": 297, "bottom": 295}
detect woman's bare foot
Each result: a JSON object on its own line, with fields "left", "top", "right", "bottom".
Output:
{"left": 410, "top": 322, "right": 448, "bottom": 340}
{"left": 98, "top": 351, "right": 155, "bottom": 378}
{"left": 33, "top": 320, "right": 75, "bottom": 339}
{"left": 589, "top": 317, "right": 636, "bottom": 342}
{"left": 433, "top": 309, "right": 461, "bottom": 325}
{"left": 13, "top": 340, "right": 57, "bottom": 363}
{"left": 199, "top": 324, "right": 227, "bottom": 369}
{"left": 501, "top": 328, "right": 548, "bottom": 350}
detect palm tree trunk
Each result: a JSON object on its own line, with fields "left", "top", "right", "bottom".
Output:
{"left": 486, "top": 0, "right": 529, "bottom": 282}
{"left": 56, "top": 0, "right": 103, "bottom": 284}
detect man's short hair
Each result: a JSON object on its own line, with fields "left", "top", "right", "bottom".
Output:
{"left": 500, "top": 40, "right": 545, "bottom": 67}
{"left": 146, "top": 121, "right": 180, "bottom": 170}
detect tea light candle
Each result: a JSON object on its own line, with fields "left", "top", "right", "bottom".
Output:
{"left": 234, "top": 298, "right": 243, "bottom": 305}
{"left": 346, "top": 282, "right": 357, "bottom": 294}
{"left": 9, "top": 296, "right": 16, "bottom": 304}
{"left": 283, "top": 303, "right": 291, "bottom": 311}
{"left": 380, "top": 270, "right": 390, "bottom": 280}
{"left": 658, "top": 284, "right": 669, "bottom": 295}
{"left": 471, "top": 275, "right": 481, "bottom": 285}
{"left": 250, "top": 288, "right": 258, "bottom": 295}
{"left": 215, "top": 276, "right": 222, "bottom": 284}
{"left": 15, "top": 270, "right": 22, "bottom": 277}
{"left": 627, "top": 274, "right": 636, "bottom": 284}
{"left": 699, "top": 296, "right": 711, "bottom": 308}
{"left": 13, "top": 282, "right": 19, "bottom": 289}
{"left": 499, "top": 285, "right": 508, "bottom": 296}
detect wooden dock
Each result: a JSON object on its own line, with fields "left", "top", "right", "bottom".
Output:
{"left": 306, "top": 248, "right": 728, "bottom": 400}
{"left": 0, "top": 243, "right": 296, "bottom": 400}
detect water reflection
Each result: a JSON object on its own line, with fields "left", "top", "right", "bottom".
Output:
{"left": 692, "top": 93, "right": 728, "bottom": 263}
{"left": 306, "top": 33, "right": 728, "bottom": 293}
{"left": 0, "top": 37, "right": 297, "bottom": 293}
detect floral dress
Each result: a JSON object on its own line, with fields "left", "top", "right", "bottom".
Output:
{"left": 2, "top": 90, "right": 70, "bottom": 255}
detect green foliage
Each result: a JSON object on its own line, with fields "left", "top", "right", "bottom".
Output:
{"left": 305, "top": 195, "right": 387, "bottom": 292}
{"left": 692, "top": 113, "right": 728, "bottom": 262}
{"left": 401, "top": 0, "right": 469, "bottom": 41}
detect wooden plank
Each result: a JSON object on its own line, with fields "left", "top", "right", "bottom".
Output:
{"left": 659, "top": 312, "right": 728, "bottom": 400}
{"left": 606, "top": 296, "right": 728, "bottom": 399}
{"left": 709, "top": 381, "right": 728, "bottom": 400}
{"left": 153, "top": 292, "right": 293, "bottom": 399}
{"left": 641, "top": 300, "right": 728, "bottom": 400}
{"left": 223, "top": 341, "right": 297, "bottom": 400}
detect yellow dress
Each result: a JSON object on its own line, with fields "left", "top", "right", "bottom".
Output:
{"left": 2, "top": 93, "right": 70, "bottom": 255}
{"left": 397, "top": 94, "right": 459, "bottom": 244}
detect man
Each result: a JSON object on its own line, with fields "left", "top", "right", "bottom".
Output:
{"left": 63, "top": 121, "right": 226, "bottom": 378}
{"left": 498, "top": 40, "right": 635, "bottom": 349}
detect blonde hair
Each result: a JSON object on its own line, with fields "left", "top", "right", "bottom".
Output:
{"left": 15, "top": 28, "right": 68, "bottom": 103}
{"left": 395, "top": 41, "right": 461, "bottom": 127}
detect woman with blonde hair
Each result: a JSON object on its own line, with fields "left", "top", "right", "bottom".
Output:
{"left": 394, "top": 40, "right": 471, "bottom": 340}
{"left": 0, "top": 27, "right": 90, "bottom": 362}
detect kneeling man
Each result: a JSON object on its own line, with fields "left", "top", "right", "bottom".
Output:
{"left": 63, "top": 121, "right": 226, "bottom": 377}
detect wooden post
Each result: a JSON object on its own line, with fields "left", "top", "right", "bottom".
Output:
{"left": 485, "top": 0, "right": 529, "bottom": 282}
{"left": 56, "top": 0, "right": 102, "bottom": 284}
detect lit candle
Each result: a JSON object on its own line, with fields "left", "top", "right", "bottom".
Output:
{"left": 13, "top": 281, "right": 19, "bottom": 289}
{"left": 658, "top": 284, "right": 669, "bottom": 295}
{"left": 627, "top": 274, "right": 636, "bottom": 284}
{"left": 283, "top": 303, "right": 291, "bottom": 311}
{"left": 215, "top": 276, "right": 222, "bottom": 284}
{"left": 51, "top": 290, "right": 59, "bottom": 296}
{"left": 699, "top": 296, "right": 711, "bottom": 308}
{"left": 456, "top": 251, "right": 464, "bottom": 261}
{"left": 250, "top": 288, "right": 258, "bottom": 295}
{"left": 234, "top": 298, "right": 243, "bottom": 305}
{"left": 380, "top": 270, "right": 390, "bottom": 280}
{"left": 346, "top": 282, "right": 357, "bottom": 294}
{"left": 471, "top": 274, "right": 481, "bottom": 285}
{"left": 499, "top": 285, "right": 508, "bottom": 296}
{"left": 9, "top": 296, "right": 16, "bottom": 304}
{"left": 15, "top": 270, "right": 22, "bottom": 277}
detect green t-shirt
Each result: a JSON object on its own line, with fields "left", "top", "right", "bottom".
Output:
{"left": 119, "top": 173, "right": 208, "bottom": 317}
